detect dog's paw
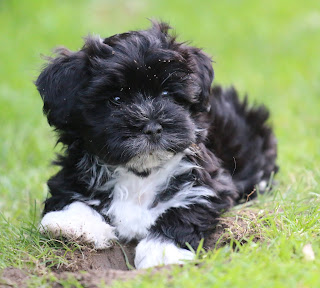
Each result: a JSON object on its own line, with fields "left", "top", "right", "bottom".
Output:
{"left": 134, "top": 238, "right": 194, "bottom": 269}
{"left": 39, "top": 201, "right": 117, "bottom": 249}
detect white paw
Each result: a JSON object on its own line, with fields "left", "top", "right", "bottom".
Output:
{"left": 134, "top": 238, "right": 195, "bottom": 269}
{"left": 39, "top": 202, "right": 117, "bottom": 249}
{"left": 258, "top": 180, "right": 267, "bottom": 191}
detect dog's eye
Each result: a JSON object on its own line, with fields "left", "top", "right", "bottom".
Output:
{"left": 109, "top": 96, "right": 122, "bottom": 105}
{"left": 161, "top": 91, "right": 169, "bottom": 96}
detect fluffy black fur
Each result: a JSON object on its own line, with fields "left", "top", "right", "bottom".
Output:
{"left": 36, "top": 22, "right": 278, "bottom": 251}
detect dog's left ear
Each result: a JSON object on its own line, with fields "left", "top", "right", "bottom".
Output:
{"left": 184, "top": 46, "right": 214, "bottom": 113}
{"left": 150, "top": 22, "right": 213, "bottom": 113}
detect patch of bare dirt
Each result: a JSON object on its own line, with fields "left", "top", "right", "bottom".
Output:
{"left": 0, "top": 208, "right": 268, "bottom": 288}
{"left": 51, "top": 241, "right": 137, "bottom": 272}
{"left": 52, "top": 269, "right": 145, "bottom": 288}
{"left": 0, "top": 267, "right": 28, "bottom": 288}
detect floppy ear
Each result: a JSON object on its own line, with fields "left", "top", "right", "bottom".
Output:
{"left": 35, "top": 48, "right": 89, "bottom": 130}
{"left": 185, "top": 46, "right": 214, "bottom": 112}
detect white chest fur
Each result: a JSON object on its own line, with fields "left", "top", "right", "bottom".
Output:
{"left": 101, "top": 153, "right": 214, "bottom": 240}
{"left": 102, "top": 153, "right": 205, "bottom": 240}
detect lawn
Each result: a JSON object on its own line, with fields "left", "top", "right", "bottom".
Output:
{"left": 0, "top": 0, "right": 320, "bottom": 287}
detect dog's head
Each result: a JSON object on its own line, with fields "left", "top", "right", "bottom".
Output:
{"left": 36, "top": 22, "right": 214, "bottom": 174}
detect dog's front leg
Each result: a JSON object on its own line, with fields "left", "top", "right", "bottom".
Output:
{"left": 39, "top": 201, "right": 117, "bottom": 249}
{"left": 134, "top": 201, "right": 223, "bottom": 269}
{"left": 134, "top": 236, "right": 195, "bottom": 269}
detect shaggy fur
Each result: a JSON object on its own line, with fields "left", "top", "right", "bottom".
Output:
{"left": 36, "top": 21, "right": 278, "bottom": 268}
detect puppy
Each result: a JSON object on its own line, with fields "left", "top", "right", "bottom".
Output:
{"left": 36, "top": 21, "right": 278, "bottom": 269}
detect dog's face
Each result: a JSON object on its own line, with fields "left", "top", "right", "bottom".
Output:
{"left": 36, "top": 22, "right": 214, "bottom": 173}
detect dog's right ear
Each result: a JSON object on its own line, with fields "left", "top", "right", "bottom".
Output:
{"left": 35, "top": 48, "right": 89, "bottom": 130}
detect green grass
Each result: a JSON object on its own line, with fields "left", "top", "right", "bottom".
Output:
{"left": 1, "top": 0, "right": 320, "bottom": 287}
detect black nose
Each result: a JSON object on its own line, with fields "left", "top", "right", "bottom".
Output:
{"left": 143, "top": 122, "right": 163, "bottom": 138}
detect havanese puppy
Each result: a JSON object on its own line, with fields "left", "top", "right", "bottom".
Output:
{"left": 36, "top": 21, "right": 278, "bottom": 269}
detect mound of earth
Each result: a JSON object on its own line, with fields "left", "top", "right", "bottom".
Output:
{"left": 0, "top": 208, "right": 266, "bottom": 287}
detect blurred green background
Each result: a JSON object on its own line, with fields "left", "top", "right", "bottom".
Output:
{"left": 1, "top": 0, "right": 319, "bottom": 218}
{"left": 0, "top": 0, "right": 320, "bottom": 219}
{"left": 1, "top": 0, "right": 320, "bottom": 286}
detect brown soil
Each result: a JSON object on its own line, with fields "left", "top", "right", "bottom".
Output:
{"left": 0, "top": 267, "right": 29, "bottom": 288}
{"left": 0, "top": 208, "right": 266, "bottom": 288}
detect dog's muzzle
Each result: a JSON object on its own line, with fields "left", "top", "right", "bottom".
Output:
{"left": 142, "top": 121, "right": 163, "bottom": 142}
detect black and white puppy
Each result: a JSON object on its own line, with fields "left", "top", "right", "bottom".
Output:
{"left": 36, "top": 22, "right": 278, "bottom": 269}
